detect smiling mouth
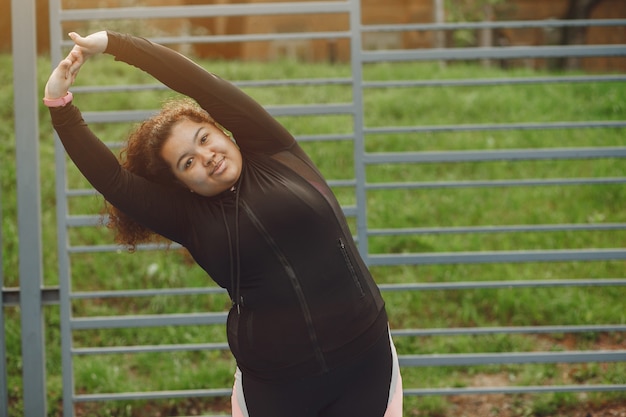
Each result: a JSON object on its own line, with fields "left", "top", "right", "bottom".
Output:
{"left": 210, "top": 157, "right": 225, "bottom": 175}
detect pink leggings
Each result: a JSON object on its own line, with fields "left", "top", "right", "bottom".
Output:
{"left": 232, "top": 328, "right": 403, "bottom": 417}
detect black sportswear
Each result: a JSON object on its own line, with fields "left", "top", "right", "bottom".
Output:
{"left": 49, "top": 31, "right": 387, "bottom": 381}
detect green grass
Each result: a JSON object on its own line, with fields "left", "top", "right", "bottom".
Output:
{"left": 1, "top": 53, "right": 625, "bottom": 416}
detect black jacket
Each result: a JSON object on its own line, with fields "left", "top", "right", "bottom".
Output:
{"left": 50, "top": 31, "right": 387, "bottom": 380}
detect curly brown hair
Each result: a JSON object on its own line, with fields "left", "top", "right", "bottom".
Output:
{"left": 106, "top": 98, "right": 215, "bottom": 250}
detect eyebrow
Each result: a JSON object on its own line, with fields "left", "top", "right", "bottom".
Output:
{"left": 175, "top": 126, "right": 205, "bottom": 170}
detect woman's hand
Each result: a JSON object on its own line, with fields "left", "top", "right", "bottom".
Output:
{"left": 43, "top": 31, "right": 108, "bottom": 100}
{"left": 44, "top": 50, "right": 80, "bottom": 100}
{"left": 68, "top": 31, "right": 108, "bottom": 61}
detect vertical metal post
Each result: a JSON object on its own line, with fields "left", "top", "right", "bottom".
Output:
{"left": 0, "top": 191, "right": 8, "bottom": 417}
{"left": 348, "top": 0, "right": 369, "bottom": 261}
{"left": 433, "top": 0, "right": 445, "bottom": 48}
{"left": 434, "top": 0, "right": 446, "bottom": 69}
{"left": 47, "top": 1, "right": 76, "bottom": 415}
{"left": 12, "top": 0, "right": 47, "bottom": 415}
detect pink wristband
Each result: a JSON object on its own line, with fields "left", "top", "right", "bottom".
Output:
{"left": 43, "top": 91, "right": 73, "bottom": 108}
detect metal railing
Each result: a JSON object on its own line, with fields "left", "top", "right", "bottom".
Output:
{"left": 3, "top": 0, "right": 625, "bottom": 416}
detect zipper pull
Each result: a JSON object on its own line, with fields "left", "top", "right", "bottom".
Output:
{"left": 237, "top": 295, "right": 244, "bottom": 315}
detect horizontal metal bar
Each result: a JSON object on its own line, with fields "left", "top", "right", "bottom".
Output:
{"left": 364, "top": 147, "right": 626, "bottom": 164}
{"left": 366, "top": 177, "right": 626, "bottom": 190}
{"left": 235, "top": 78, "right": 353, "bottom": 88}
{"left": 72, "top": 342, "right": 229, "bottom": 356}
{"left": 60, "top": 1, "right": 350, "bottom": 21}
{"left": 369, "top": 223, "right": 626, "bottom": 236}
{"left": 392, "top": 324, "right": 626, "bottom": 338}
{"left": 82, "top": 110, "right": 156, "bottom": 124}
{"left": 404, "top": 384, "right": 626, "bottom": 397}
{"left": 73, "top": 78, "right": 352, "bottom": 95}
{"left": 73, "top": 74, "right": 625, "bottom": 94}
{"left": 295, "top": 133, "right": 354, "bottom": 143}
{"left": 399, "top": 350, "right": 626, "bottom": 367}
{"left": 82, "top": 103, "right": 354, "bottom": 124}
{"left": 66, "top": 215, "right": 103, "bottom": 227}
{"left": 70, "top": 312, "right": 228, "bottom": 330}
{"left": 67, "top": 242, "right": 178, "bottom": 254}
{"left": 65, "top": 188, "right": 100, "bottom": 197}
{"left": 363, "top": 74, "right": 626, "bottom": 89}
{"left": 150, "top": 31, "right": 351, "bottom": 46}
{"left": 378, "top": 279, "right": 626, "bottom": 291}
{"left": 71, "top": 84, "right": 167, "bottom": 93}
{"left": 267, "top": 103, "right": 354, "bottom": 117}
{"left": 363, "top": 19, "right": 626, "bottom": 33}
{"left": 341, "top": 205, "right": 357, "bottom": 218}
{"left": 115, "top": 135, "right": 353, "bottom": 149}
{"left": 2, "top": 287, "right": 60, "bottom": 307}
{"left": 364, "top": 120, "right": 626, "bottom": 135}
{"left": 73, "top": 385, "right": 626, "bottom": 402}
{"left": 6, "top": 279, "right": 619, "bottom": 307}
{"left": 367, "top": 249, "right": 626, "bottom": 266}
{"left": 74, "top": 388, "right": 232, "bottom": 403}
{"left": 70, "top": 287, "right": 227, "bottom": 300}
{"left": 65, "top": 175, "right": 353, "bottom": 202}
{"left": 362, "top": 44, "right": 626, "bottom": 62}
{"left": 66, "top": 194, "right": 355, "bottom": 228}
{"left": 63, "top": 31, "right": 351, "bottom": 49}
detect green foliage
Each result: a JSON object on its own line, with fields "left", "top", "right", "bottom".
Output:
{"left": 1, "top": 53, "right": 625, "bottom": 417}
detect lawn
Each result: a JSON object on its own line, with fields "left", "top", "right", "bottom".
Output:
{"left": 1, "top": 52, "right": 625, "bottom": 416}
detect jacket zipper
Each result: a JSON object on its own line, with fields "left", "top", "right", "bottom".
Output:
{"left": 338, "top": 238, "right": 365, "bottom": 297}
{"left": 240, "top": 200, "right": 329, "bottom": 373}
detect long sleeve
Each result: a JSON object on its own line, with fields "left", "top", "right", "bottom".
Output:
{"left": 104, "top": 31, "right": 295, "bottom": 153}
{"left": 49, "top": 103, "right": 192, "bottom": 244}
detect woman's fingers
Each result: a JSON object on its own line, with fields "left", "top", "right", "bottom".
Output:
{"left": 68, "top": 31, "right": 108, "bottom": 56}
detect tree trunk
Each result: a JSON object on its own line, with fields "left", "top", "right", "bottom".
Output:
{"left": 556, "top": 0, "right": 604, "bottom": 70}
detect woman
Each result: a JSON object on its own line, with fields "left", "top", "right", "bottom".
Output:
{"left": 44, "top": 31, "right": 403, "bottom": 417}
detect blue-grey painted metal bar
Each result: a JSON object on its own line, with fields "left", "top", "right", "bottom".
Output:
{"left": 392, "top": 324, "right": 626, "bottom": 338}
{"left": 399, "top": 350, "right": 626, "bottom": 367}
{"left": 48, "top": 0, "right": 78, "bottom": 415}
{"left": 363, "top": 74, "right": 626, "bottom": 88}
{"left": 71, "top": 287, "right": 227, "bottom": 299}
{"left": 366, "top": 177, "right": 626, "bottom": 190}
{"left": 370, "top": 223, "right": 626, "bottom": 236}
{"left": 404, "top": 384, "right": 626, "bottom": 397}
{"left": 363, "top": 18, "right": 626, "bottom": 32}
{"left": 368, "top": 249, "right": 626, "bottom": 266}
{"left": 80, "top": 102, "right": 353, "bottom": 124}
{"left": 70, "top": 312, "right": 229, "bottom": 330}
{"left": 72, "top": 343, "right": 230, "bottom": 356}
{"left": 364, "top": 147, "right": 626, "bottom": 164}
{"left": 67, "top": 243, "right": 179, "bottom": 253}
{"left": 349, "top": 0, "right": 369, "bottom": 261}
{"left": 148, "top": 31, "right": 352, "bottom": 46}
{"left": 0, "top": 167, "right": 7, "bottom": 417}
{"left": 378, "top": 279, "right": 626, "bottom": 291}
{"left": 66, "top": 176, "right": 355, "bottom": 200}
{"left": 364, "top": 120, "right": 626, "bottom": 135}
{"left": 12, "top": 0, "right": 47, "bottom": 415}
{"left": 59, "top": 1, "right": 351, "bottom": 21}
{"left": 362, "top": 44, "right": 626, "bottom": 62}
{"left": 3, "top": 277, "right": 620, "bottom": 307}
{"left": 75, "top": 388, "right": 233, "bottom": 402}
{"left": 70, "top": 74, "right": 626, "bottom": 94}
{"left": 2, "top": 287, "right": 60, "bottom": 307}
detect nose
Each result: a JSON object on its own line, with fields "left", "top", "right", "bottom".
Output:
{"left": 202, "top": 150, "right": 216, "bottom": 167}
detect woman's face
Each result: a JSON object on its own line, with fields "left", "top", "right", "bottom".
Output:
{"left": 160, "top": 119, "right": 243, "bottom": 197}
